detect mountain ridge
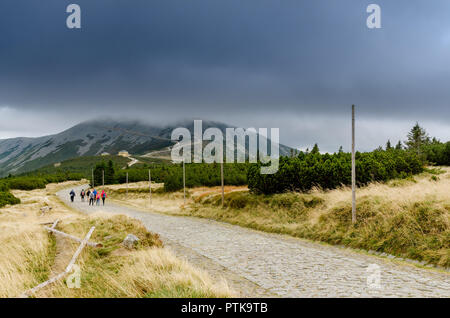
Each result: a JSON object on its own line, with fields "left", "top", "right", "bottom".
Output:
{"left": 0, "top": 119, "right": 293, "bottom": 176}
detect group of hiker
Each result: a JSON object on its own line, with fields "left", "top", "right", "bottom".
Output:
{"left": 69, "top": 188, "right": 107, "bottom": 206}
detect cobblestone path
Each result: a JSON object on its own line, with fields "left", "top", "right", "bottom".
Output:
{"left": 58, "top": 186, "right": 450, "bottom": 297}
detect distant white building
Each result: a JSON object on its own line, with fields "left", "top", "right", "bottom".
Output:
{"left": 118, "top": 150, "right": 129, "bottom": 157}
{"left": 101, "top": 152, "right": 110, "bottom": 156}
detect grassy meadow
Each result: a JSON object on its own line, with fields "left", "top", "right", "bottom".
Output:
{"left": 0, "top": 181, "right": 233, "bottom": 298}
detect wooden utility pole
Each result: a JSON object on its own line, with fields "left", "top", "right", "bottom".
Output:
{"left": 183, "top": 160, "right": 186, "bottom": 204}
{"left": 221, "top": 162, "right": 224, "bottom": 207}
{"left": 102, "top": 170, "right": 104, "bottom": 187}
{"left": 352, "top": 105, "right": 356, "bottom": 223}
{"left": 126, "top": 172, "right": 129, "bottom": 198}
{"left": 149, "top": 169, "right": 152, "bottom": 205}
{"left": 91, "top": 168, "right": 94, "bottom": 187}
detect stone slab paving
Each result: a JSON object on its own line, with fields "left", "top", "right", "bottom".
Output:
{"left": 58, "top": 185, "right": 450, "bottom": 298}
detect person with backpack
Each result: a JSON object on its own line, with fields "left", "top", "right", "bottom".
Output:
{"left": 101, "top": 190, "right": 107, "bottom": 206}
{"left": 86, "top": 189, "right": 91, "bottom": 202}
{"left": 69, "top": 189, "right": 75, "bottom": 202}
{"left": 89, "top": 191, "right": 95, "bottom": 206}
{"left": 80, "top": 189, "right": 85, "bottom": 202}
{"left": 96, "top": 192, "right": 101, "bottom": 206}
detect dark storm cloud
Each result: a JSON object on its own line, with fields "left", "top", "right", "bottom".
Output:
{"left": 0, "top": 0, "right": 449, "bottom": 150}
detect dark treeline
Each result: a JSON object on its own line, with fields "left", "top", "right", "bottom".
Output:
{"left": 0, "top": 181, "right": 20, "bottom": 207}
{"left": 4, "top": 173, "right": 83, "bottom": 190}
{"left": 421, "top": 142, "right": 450, "bottom": 166}
{"left": 247, "top": 148, "right": 423, "bottom": 194}
{"left": 0, "top": 172, "right": 83, "bottom": 207}
{"left": 248, "top": 123, "right": 449, "bottom": 194}
{"left": 399, "top": 122, "right": 450, "bottom": 165}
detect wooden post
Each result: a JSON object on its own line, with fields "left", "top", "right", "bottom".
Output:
{"left": 20, "top": 226, "right": 96, "bottom": 298}
{"left": 221, "top": 161, "right": 224, "bottom": 207}
{"left": 126, "top": 172, "right": 129, "bottom": 198}
{"left": 91, "top": 168, "right": 94, "bottom": 187}
{"left": 149, "top": 169, "right": 152, "bottom": 205}
{"left": 102, "top": 169, "right": 105, "bottom": 187}
{"left": 183, "top": 160, "right": 186, "bottom": 205}
{"left": 50, "top": 219, "right": 59, "bottom": 230}
{"left": 352, "top": 105, "right": 356, "bottom": 224}
{"left": 45, "top": 226, "right": 102, "bottom": 248}
{"left": 65, "top": 227, "right": 95, "bottom": 273}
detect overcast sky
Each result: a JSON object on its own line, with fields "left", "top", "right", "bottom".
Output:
{"left": 0, "top": 0, "right": 449, "bottom": 152}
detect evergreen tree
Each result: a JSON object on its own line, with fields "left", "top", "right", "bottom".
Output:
{"left": 311, "top": 143, "right": 320, "bottom": 154}
{"left": 386, "top": 140, "right": 392, "bottom": 150}
{"left": 395, "top": 141, "right": 403, "bottom": 150}
{"left": 93, "top": 161, "right": 107, "bottom": 187}
{"left": 105, "top": 160, "right": 115, "bottom": 184}
{"left": 406, "top": 122, "right": 430, "bottom": 154}
{"left": 445, "top": 142, "right": 450, "bottom": 164}
{"left": 431, "top": 137, "right": 440, "bottom": 144}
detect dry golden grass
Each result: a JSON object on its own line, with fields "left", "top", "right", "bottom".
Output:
{"left": 103, "top": 181, "right": 164, "bottom": 191}
{"left": 307, "top": 167, "right": 450, "bottom": 224}
{"left": 106, "top": 184, "right": 248, "bottom": 216}
{"left": 0, "top": 182, "right": 234, "bottom": 298}
{"left": 35, "top": 212, "right": 234, "bottom": 298}
{"left": 113, "top": 248, "right": 232, "bottom": 298}
{"left": 0, "top": 183, "right": 76, "bottom": 297}
{"left": 107, "top": 186, "right": 186, "bottom": 215}
{"left": 191, "top": 185, "right": 248, "bottom": 201}
{"left": 40, "top": 246, "right": 233, "bottom": 298}
{"left": 0, "top": 222, "right": 52, "bottom": 297}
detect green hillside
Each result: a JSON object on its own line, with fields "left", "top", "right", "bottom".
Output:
{"left": 19, "top": 155, "right": 132, "bottom": 179}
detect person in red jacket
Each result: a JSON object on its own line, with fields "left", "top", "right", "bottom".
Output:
{"left": 96, "top": 192, "right": 101, "bottom": 206}
{"left": 101, "top": 190, "right": 107, "bottom": 206}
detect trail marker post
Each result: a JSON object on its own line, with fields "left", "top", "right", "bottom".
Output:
{"left": 149, "top": 169, "right": 152, "bottom": 205}
{"left": 126, "top": 172, "right": 129, "bottom": 198}
{"left": 183, "top": 160, "right": 186, "bottom": 205}
{"left": 352, "top": 105, "right": 356, "bottom": 223}
{"left": 221, "top": 162, "right": 224, "bottom": 207}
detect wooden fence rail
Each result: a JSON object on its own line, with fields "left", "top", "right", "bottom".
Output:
{"left": 45, "top": 227, "right": 102, "bottom": 248}
{"left": 20, "top": 226, "right": 96, "bottom": 298}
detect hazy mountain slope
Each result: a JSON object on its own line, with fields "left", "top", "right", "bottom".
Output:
{"left": 0, "top": 120, "right": 173, "bottom": 176}
{"left": 0, "top": 119, "right": 294, "bottom": 176}
{"left": 146, "top": 119, "right": 293, "bottom": 161}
